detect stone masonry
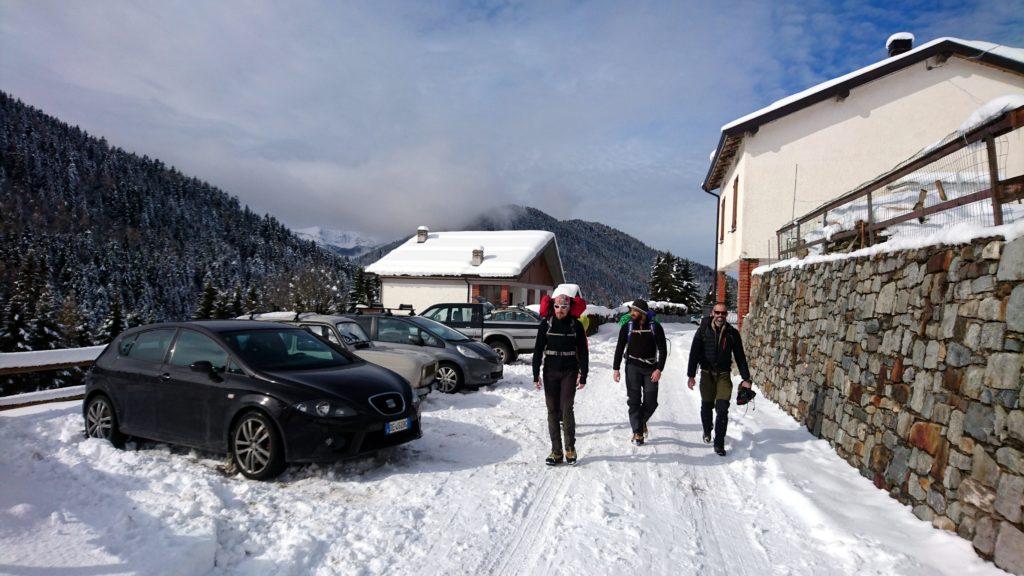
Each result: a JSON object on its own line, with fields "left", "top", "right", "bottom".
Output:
{"left": 742, "top": 234, "right": 1024, "bottom": 574}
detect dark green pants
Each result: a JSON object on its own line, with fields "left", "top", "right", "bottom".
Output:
{"left": 700, "top": 370, "right": 733, "bottom": 449}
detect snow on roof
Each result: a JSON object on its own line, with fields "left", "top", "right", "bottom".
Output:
{"left": 886, "top": 32, "right": 915, "bottom": 47}
{"left": 721, "top": 37, "right": 1024, "bottom": 132}
{"left": 957, "top": 94, "right": 1024, "bottom": 133}
{"left": 366, "top": 230, "right": 556, "bottom": 278}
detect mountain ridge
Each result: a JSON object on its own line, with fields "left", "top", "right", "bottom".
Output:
{"left": 356, "top": 205, "right": 729, "bottom": 306}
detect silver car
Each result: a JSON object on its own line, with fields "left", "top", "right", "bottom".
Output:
{"left": 419, "top": 303, "right": 541, "bottom": 364}
{"left": 243, "top": 312, "right": 437, "bottom": 399}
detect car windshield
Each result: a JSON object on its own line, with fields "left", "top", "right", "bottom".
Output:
{"left": 409, "top": 316, "right": 472, "bottom": 342}
{"left": 335, "top": 322, "right": 371, "bottom": 344}
{"left": 221, "top": 328, "right": 353, "bottom": 371}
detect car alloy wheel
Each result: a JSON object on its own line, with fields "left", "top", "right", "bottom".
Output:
{"left": 86, "top": 398, "right": 113, "bottom": 439}
{"left": 84, "top": 395, "right": 124, "bottom": 448}
{"left": 232, "top": 412, "right": 285, "bottom": 480}
{"left": 436, "top": 364, "right": 461, "bottom": 394}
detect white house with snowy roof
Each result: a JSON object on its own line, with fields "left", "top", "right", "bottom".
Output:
{"left": 365, "top": 227, "right": 565, "bottom": 313}
{"left": 700, "top": 35, "right": 1024, "bottom": 326}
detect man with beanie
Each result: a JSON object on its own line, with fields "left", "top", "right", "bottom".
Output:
{"left": 613, "top": 299, "right": 667, "bottom": 446}
{"left": 687, "top": 302, "right": 752, "bottom": 456}
{"left": 533, "top": 294, "right": 589, "bottom": 466}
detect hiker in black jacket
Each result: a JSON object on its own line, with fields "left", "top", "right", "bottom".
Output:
{"left": 613, "top": 299, "right": 667, "bottom": 446}
{"left": 533, "top": 294, "right": 589, "bottom": 466}
{"left": 687, "top": 301, "right": 752, "bottom": 456}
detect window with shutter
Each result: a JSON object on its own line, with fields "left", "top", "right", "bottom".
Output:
{"left": 731, "top": 177, "right": 739, "bottom": 232}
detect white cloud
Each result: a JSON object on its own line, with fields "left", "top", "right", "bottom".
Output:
{"left": 1, "top": 0, "right": 1020, "bottom": 265}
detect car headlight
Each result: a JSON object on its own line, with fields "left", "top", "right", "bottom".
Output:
{"left": 294, "top": 400, "right": 357, "bottom": 418}
{"left": 457, "top": 345, "right": 483, "bottom": 359}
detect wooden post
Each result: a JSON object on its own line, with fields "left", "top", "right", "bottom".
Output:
{"left": 986, "top": 136, "right": 1003, "bottom": 226}
{"left": 934, "top": 180, "right": 948, "bottom": 201}
{"left": 866, "top": 191, "right": 875, "bottom": 245}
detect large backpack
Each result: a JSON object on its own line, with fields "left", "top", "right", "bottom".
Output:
{"left": 539, "top": 293, "right": 587, "bottom": 318}
{"left": 620, "top": 311, "right": 670, "bottom": 359}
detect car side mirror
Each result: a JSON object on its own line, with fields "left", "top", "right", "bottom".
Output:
{"left": 190, "top": 360, "right": 214, "bottom": 373}
{"left": 408, "top": 333, "right": 424, "bottom": 346}
{"left": 190, "top": 360, "right": 223, "bottom": 381}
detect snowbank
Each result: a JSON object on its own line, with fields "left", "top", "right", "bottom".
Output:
{"left": 0, "top": 345, "right": 105, "bottom": 371}
{"left": 0, "top": 325, "right": 1003, "bottom": 575}
{"left": 756, "top": 219, "right": 1024, "bottom": 275}
{"left": 0, "top": 386, "right": 86, "bottom": 408}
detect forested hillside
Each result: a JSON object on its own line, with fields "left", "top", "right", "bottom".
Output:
{"left": 0, "top": 93, "right": 353, "bottom": 392}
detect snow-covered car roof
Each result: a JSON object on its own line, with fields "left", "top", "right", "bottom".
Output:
{"left": 366, "top": 230, "right": 563, "bottom": 282}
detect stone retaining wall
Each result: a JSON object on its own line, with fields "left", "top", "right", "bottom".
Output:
{"left": 742, "top": 234, "right": 1024, "bottom": 574}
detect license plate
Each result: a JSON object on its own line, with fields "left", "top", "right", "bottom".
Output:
{"left": 385, "top": 418, "right": 411, "bottom": 435}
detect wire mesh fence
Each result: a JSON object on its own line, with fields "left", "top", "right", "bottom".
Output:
{"left": 777, "top": 106, "right": 1024, "bottom": 260}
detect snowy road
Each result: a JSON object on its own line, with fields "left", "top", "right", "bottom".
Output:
{"left": 0, "top": 324, "right": 1006, "bottom": 576}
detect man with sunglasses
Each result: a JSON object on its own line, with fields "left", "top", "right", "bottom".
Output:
{"left": 686, "top": 302, "right": 752, "bottom": 456}
{"left": 534, "top": 294, "right": 589, "bottom": 466}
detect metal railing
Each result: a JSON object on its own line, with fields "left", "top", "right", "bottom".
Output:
{"left": 777, "top": 106, "right": 1024, "bottom": 260}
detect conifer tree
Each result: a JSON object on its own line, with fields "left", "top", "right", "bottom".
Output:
{"left": 195, "top": 281, "right": 217, "bottom": 319}
{"left": 94, "top": 297, "right": 124, "bottom": 344}
{"left": 672, "top": 259, "right": 701, "bottom": 313}
{"left": 230, "top": 287, "right": 243, "bottom": 318}
{"left": 244, "top": 286, "right": 260, "bottom": 315}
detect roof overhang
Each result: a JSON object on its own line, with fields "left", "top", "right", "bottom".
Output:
{"left": 700, "top": 38, "right": 1024, "bottom": 192}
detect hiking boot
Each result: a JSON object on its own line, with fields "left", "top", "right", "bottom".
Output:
{"left": 702, "top": 433, "right": 712, "bottom": 444}
{"left": 643, "top": 423, "right": 649, "bottom": 439}
{"left": 714, "top": 446, "right": 727, "bottom": 457}
{"left": 631, "top": 433, "right": 644, "bottom": 446}
{"left": 545, "top": 451, "right": 564, "bottom": 466}
{"left": 565, "top": 449, "right": 577, "bottom": 465}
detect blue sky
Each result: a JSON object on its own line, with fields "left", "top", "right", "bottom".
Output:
{"left": 2, "top": 0, "right": 1022, "bottom": 266}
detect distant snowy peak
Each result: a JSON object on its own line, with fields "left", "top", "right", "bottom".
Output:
{"left": 294, "top": 227, "right": 379, "bottom": 257}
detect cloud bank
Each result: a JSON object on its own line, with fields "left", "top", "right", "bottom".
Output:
{"left": 2, "top": 0, "right": 1021, "bottom": 264}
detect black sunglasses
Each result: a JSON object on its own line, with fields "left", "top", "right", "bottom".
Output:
{"left": 712, "top": 310, "right": 727, "bottom": 316}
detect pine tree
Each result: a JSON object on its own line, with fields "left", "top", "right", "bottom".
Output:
{"left": 724, "top": 279, "right": 736, "bottom": 310}
{"left": 58, "top": 294, "right": 92, "bottom": 348}
{"left": 672, "top": 259, "right": 701, "bottom": 313}
{"left": 94, "top": 297, "right": 124, "bottom": 344}
{"left": 195, "top": 281, "right": 217, "bottom": 319}
{"left": 351, "top": 268, "right": 367, "bottom": 305}
{"left": 2, "top": 272, "right": 32, "bottom": 352}
{"left": 649, "top": 252, "right": 678, "bottom": 302}
{"left": 213, "top": 290, "right": 232, "bottom": 319}
{"left": 230, "top": 287, "right": 243, "bottom": 318}
{"left": 27, "top": 287, "right": 62, "bottom": 351}
{"left": 648, "top": 254, "right": 665, "bottom": 301}
{"left": 244, "top": 286, "right": 260, "bottom": 315}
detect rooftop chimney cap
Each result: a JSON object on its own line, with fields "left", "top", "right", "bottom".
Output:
{"left": 886, "top": 32, "right": 915, "bottom": 57}
{"left": 471, "top": 246, "right": 484, "bottom": 266}
{"left": 416, "top": 226, "right": 429, "bottom": 243}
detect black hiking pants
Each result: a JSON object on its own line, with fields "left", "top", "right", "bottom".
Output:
{"left": 544, "top": 369, "right": 578, "bottom": 453}
{"left": 700, "top": 369, "right": 733, "bottom": 449}
{"left": 625, "top": 364, "right": 659, "bottom": 435}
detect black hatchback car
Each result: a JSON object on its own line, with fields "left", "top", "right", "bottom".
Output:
{"left": 83, "top": 321, "right": 421, "bottom": 480}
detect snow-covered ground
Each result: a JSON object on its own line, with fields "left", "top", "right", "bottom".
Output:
{"left": 0, "top": 325, "right": 1004, "bottom": 575}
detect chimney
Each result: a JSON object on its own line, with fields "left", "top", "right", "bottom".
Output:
{"left": 416, "top": 226, "right": 429, "bottom": 243}
{"left": 471, "top": 246, "right": 484, "bottom": 266}
{"left": 886, "top": 32, "right": 914, "bottom": 57}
